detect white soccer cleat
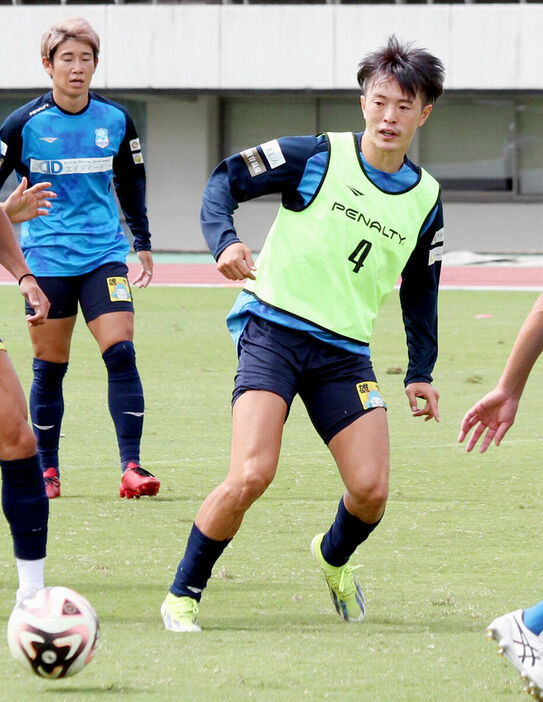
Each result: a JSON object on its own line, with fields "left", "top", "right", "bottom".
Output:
{"left": 487, "top": 609, "right": 543, "bottom": 697}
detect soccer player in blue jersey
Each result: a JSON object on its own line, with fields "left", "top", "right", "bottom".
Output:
{"left": 161, "top": 36, "right": 445, "bottom": 632}
{"left": 0, "top": 206, "right": 50, "bottom": 603}
{"left": 0, "top": 17, "right": 159, "bottom": 500}
{"left": 459, "top": 292, "right": 543, "bottom": 698}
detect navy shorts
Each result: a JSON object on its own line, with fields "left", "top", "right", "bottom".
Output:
{"left": 25, "top": 262, "right": 134, "bottom": 323}
{"left": 233, "top": 316, "right": 386, "bottom": 444}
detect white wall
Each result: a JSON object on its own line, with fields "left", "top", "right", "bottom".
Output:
{"left": 145, "top": 94, "right": 218, "bottom": 251}
{"left": 2, "top": 5, "right": 543, "bottom": 91}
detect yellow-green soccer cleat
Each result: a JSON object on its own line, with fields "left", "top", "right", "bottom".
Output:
{"left": 161, "top": 592, "right": 201, "bottom": 633}
{"left": 311, "top": 533, "right": 365, "bottom": 623}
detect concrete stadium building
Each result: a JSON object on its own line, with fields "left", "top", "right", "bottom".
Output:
{"left": 1, "top": 1, "right": 542, "bottom": 254}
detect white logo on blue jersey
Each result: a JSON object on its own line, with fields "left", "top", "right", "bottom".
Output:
{"left": 39, "top": 137, "right": 58, "bottom": 143}
{"left": 30, "top": 156, "right": 113, "bottom": 175}
{"left": 95, "top": 127, "right": 109, "bottom": 149}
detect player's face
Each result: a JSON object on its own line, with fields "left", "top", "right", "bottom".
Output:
{"left": 43, "top": 38, "right": 97, "bottom": 108}
{"left": 360, "top": 78, "right": 432, "bottom": 172}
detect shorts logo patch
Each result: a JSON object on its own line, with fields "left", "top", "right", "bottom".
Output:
{"left": 106, "top": 276, "right": 132, "bottom": 302}
{"left": 1, "top": 140, "right": 7, "bottom": 156}
{"left": 132, "top": 152, "right": 144, "bottom": 164}
{"left": 356, "top": 381, "right": 386, "bottom": 410}
{"left": 95, "top": 127, "right": 109, "bottom": 149}
{"left": 241, "top": 147, "right": 267, "bottom": 177}
{"left": 130, "top": 138, "right": 141, "bottom": 151}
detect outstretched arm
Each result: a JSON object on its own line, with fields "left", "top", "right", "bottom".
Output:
{"left": 0, "top": 208, "right": 49, "bottom": 325}
{"left": 458, "top": 292, "right": 543, "bottom": 452}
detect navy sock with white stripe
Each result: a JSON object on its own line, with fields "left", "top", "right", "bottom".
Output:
{"left": 171, "top": 523, "right": 231, "bottom": 601}
{"left": 103, "top": 341, "right": 144, "bottom": 467}
{"left": 29, "top": 359, "right": 68, "bottom": 474}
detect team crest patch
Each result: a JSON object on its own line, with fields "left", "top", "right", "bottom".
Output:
{"left": 356, "top": 381, "right": 386, "bottom": 410}
{"left": 95, "top": 128, "right": 109, "bottom": 149}
{"left": 106, "top": 276, "right": 132, "bottom": 302}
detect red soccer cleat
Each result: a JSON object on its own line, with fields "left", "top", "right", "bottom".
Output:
{"left": 43, "top": 467, "right": 61, "bottom": 499}
{"left": 119, "top": 462, "right": 160, "bottom": 499}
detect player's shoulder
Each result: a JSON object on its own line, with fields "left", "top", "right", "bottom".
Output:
{"left": 89, "top": 92, "right": 131, "bottom": 121}
{"left": 2, "top": 92, "right": 54, "bottom": 132}
{"left": 277, "top": 133, "right": 329, "bottom": 158}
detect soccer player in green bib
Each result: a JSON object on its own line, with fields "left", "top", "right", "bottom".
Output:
{"left": 162, "top": 36, "right": 445, "bottom": 631}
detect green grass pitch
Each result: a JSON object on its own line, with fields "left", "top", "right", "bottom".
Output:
{"left": 0, "top": 284, "right": 541, "bottom": 701}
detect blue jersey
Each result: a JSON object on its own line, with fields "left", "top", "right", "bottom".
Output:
{"left": 201, "top": 133, "right": 444, "bottom": 386}
{"left": 0, "top": 91, "right": 151, "bottom": 276}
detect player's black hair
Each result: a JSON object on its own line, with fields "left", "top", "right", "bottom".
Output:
{"left": 357, "top": 35, "right": 444, "bottom": 105}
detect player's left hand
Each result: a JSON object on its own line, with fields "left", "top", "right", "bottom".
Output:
{"left": 2, "top": 178, "right": 57, "bottom": 223}
{"left": 132, "top": 250, "right": 153, "bottom": 288}
{"left": 405, "top": 382, "right": 440, "bottom": 422}
{"left": 19, "top": 275, "right": 50, "bottom": 326}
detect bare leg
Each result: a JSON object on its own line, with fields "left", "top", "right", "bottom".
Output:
{"left": 195, "top": 389, "right": 287, "bottom": 540}
{"left": 329, "top": 407, "right": 389, "bottom": 523}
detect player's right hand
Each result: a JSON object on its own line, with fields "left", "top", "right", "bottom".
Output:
{"left": 217, "top": 242, "right": 256, "bottom": 281}
{"left": 20, "top": 277, "right": 50, "bottom": 326}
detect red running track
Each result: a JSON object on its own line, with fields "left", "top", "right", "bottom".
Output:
{"left": 0, "top": 263, "right": 541, "bottom": 289}
{"left": 126, "top": 263, "right": 543, "bottom": 289}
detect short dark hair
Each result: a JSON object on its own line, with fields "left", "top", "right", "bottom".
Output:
{"left": 357, "top": 36, "right": 444, "bottom": 105}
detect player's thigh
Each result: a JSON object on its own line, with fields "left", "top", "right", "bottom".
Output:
{"left": 87, "top": 311, "right": 134, "bottom": 354}
{"left": 230, "top": 317, "right": 302, "bottom": 486}
{"left": 328, "top": 407, "right": 390, "bottom": 498}
{"left": 0, "top": 347, "right": 36, "bottom": 456}
{"left": 299, "top": 346, "right": 386, "bottom": 445}
{"left": 229, "top": 389, "right": 287, "bottom": 488}
{"left": 28, "top": 316, "right": 77, "bottom": 362}
{"left": 26, "top": 275, "right": 79, "bottom": 362}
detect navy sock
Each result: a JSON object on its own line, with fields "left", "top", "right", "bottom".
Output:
{"left": 1, "top": 456, "right": 48, "bottom": 559}
{"left": 102, "top": 341, "right": 144, "bottom": 467}
{"left": 29, "top": 359, "right": 68, "bottom": 474}
{"left": 321, "top": 497, "right": 382, "bottom": 567}
{"left": 171, "top": 523, "right": 231, "bottom": 601}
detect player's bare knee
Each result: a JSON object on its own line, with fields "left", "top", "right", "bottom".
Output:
{"left": 0, "top": 421, "right": 37, "bottom": 461}
{"left": 349, "top": 479, "right": 388, "bottom": 518}
{"left": 228, "top": 467, "right": 274, "bottom": 510}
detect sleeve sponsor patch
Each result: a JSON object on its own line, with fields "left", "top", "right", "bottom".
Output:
{"left": 241, "top": 147, "right": 267, "bottom": 177}
{"left": 428, "top": 245, "right": 443, "bottom": 266}
{"left": 260, "top": 139, "right": 285, "bottom": 170}
{"left": 130, "top": 138, "right": 141, "bottom": 152}
{"left": 431, "top": 227, "right": 444, "bottom": 246}
{"left": 132, "top": 152, "right": 144, "bottom": 165}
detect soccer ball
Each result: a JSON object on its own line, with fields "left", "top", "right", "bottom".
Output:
{"left": 7, "top": 586, "right": 99, "bottom": 679}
